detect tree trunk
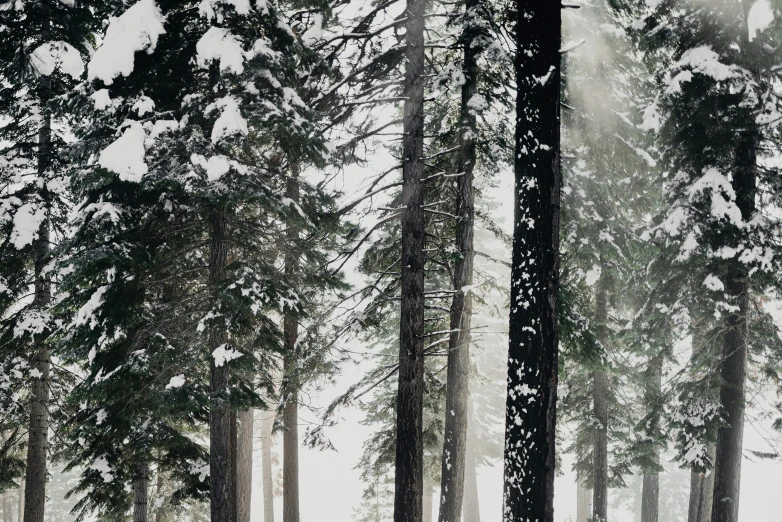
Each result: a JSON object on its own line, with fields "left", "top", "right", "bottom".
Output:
{"left": 155, "top": 459, "right": 165, "bottom": 522}
{"left": 261, "top": 411, "right": 275, "bottom": 522}
{"left": 231, "top": 411, "right": 238, "bottom": 522}
{"left": 209, "top": 206, "right": 232, "bottom": 522}
{"left": 592, "top": 281, "right": 610, "bottom": 522}
{"left": 463, "top": 430, "right": 481, "bottom": 522}
{"left": 592, "top": 367, "right": 609, "bottom": 522}
{"left": 24, "top": 10, "right": 53, "bottom": 522}
{"left": 133, "top": 462, "right": 149, "bottom": 522}
{"left": 576, "top": 475, "right": 591, "bottom": 522}
{"left": 641, "top": 359, "right": 662, "bottom": 522}
{"left": 393, "top": 0, "right": 426, "bottom": 520}
{"left": 502, "top": 0, "right": 561, "bottom": 521}
{"left": 688, "top": 443, "right": 716, "bottom": 522}
{"left": 710, "top": 133, "right": 755, "bottom": 522}
{"left": 437, "top": 1, "right": 478, "bottom": 522}
{"left": 237, "top": 409, "right": 254, "bottom": 522}
{"left": 422, "top": 482, "right": 433, "bottom": 522}
{"left": 282, "top": 391, "right": 298, "bottom": 522}
{"left": 283, "top": 170, "right": 300, "bottom": 522}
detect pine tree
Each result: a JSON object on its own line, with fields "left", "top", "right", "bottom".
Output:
{"left": 633, "top": 1, "right": 782, "bottom": 521}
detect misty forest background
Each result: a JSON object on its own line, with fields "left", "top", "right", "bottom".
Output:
{"left": 2, "top": 0, "right": 782, "bottom": 521}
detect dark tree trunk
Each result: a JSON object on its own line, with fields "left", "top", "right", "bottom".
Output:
{"left": 710, "top": 133, "right": 756, "bottom": 522}
{"left": 592, "top": 281, "right": 610, "bottom": 522}
{"left": 641, "top": 358, "right": 662, "bottom": 522}
{"left": 133, "top": 462, "right": 149, "bottom": 522}
{"left": 502, "top": 0, "right": 561, "bottom": 520}
{"left": 283, "top": 171, "right": 300, "bottom": 522}
{"left": 209, "top": 207, "right": 232, "bottom": 522}
{"left": 437, "top": 0, "right": 478, "bottom": 520}
{"left": 261, "top": 411, "right": 275, "bottom": 522}
{"left": 24, "top": 9, "right": 53, "bottom": 522}
{"left": 237, "top": 409, "right": 254, "bottom": 522}
{"left": 393, "top": 0, "right": 426, "bottom": 520}
{"left": 463, "top": 429, "right": 481, "bottom": 522}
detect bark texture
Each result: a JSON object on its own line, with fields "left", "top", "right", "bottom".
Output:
{"left": 209, "top": 207, "right": 232, "bottom": 522}
{"left": 237, "top": 409, "right": 254, "bottom": 522}
{"left": 437, "top": 0, "right": 478, "bottom": 519}
{"left": 502, "top": 1, "right": 561, "bottom": 520}
{"left": 24, "top": 10, "right": 53, "bottom": 522}
{"left": 688, "top": 445, "right": 716, "bottom": 522}
{"left": 133, "top": 462, "right": 149, "bottom": 522}
{"left": 592, "top": 280, "right": 610, "bottom": 522}
{"left": 710, "top": 134, "right": 755, "bottom": 522}
{"left": 641, "top": 358, "right": 662, "bottom": 522}
{"left": 463, "top": 430, "right": 481, "bottom": 522}
{"left": 282, "top": 377, "right": 299, "bottom": 522}
{"left": 261, "top": 411, "right": 275, "bottom": 522}
{"left": 283, "top": 171, "right": 300, "bottom": 522}
{"left": 576, "top": 475, "right": 591, "bottom": 522}
{"left": 393, "top": 0, "right": 426, "bottom": 521}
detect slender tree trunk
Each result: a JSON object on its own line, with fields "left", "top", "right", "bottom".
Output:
{"left": 641, "top": 358, "right": 662, "bottom": 522}
{"left": 261, "top": 411, "right": 275, "bottom": 522}
{"left": 237, "top": 409, "right": 254, "bottom": 522}
{"left": 24, "top": 9, "right": 53, "bottom": 522}
{"left": 437, "top": 3, "right": 478, "bottom": 522}
{"left": 422, "top": 482, "right": 433, "bottom": 522}
{"left": 576, "top": 475, "right": 591, "bottom": 522}
{"left": 393, "top": 0, "right": 426, "bottom": 520}
{"left": 209, "top": 206, "right": 232, "bottom": 522}
{"left": 710, "top": 133, "right": 755, "bottom": 522}
{"left": 133, "top": 462, "right": 149, "bottom": 522}
{"left": 231, "top": 411, "right": 238, "bottom": 522}
{"left": 155, "top": 459, "right": 165, "bottom": 522}
{"left": 283, "top": 171, "right": 300, "bottom": 522}
{"left": 463, "top": 430, "right": 481, "bottom": 522}
{"left": 592, "top": 280, "right": 610, "bottom": 522}
{"left": 502, "top": 0, "right": 561, "bottom": 521}
{"left": 282, "top": 389, "right": 298, "bottom": 522}
{"left": 687, "top": 318, "right": 715, "bottom": 522}
{"left": 688, "top": 443, "right": 716, "bottom": 522}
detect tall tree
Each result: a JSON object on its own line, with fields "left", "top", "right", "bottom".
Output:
{"left": 502, "top": 1, "right": 561, "bottom": 521}
{"left": 393, "top": 0, "right": 427, "bottom": 520}
{"left": 436, "top": 0, "right": 484, "bottom": 519}
{"left": 0, "top": 1, "right": 94, "bottom": 520}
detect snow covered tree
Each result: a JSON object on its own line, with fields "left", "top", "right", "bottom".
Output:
{"left": 632, "top": 1, "right": 782, "bottom": 521}
{"left": 0, "top": 0, "right": 97, "bottom": 519}
{"left": 52, "top": 0, "right": 343, "bottom": 519}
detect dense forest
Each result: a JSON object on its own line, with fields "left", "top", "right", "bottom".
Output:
{"left": 1, "top": 0, "right": 782, "bottom": 521}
